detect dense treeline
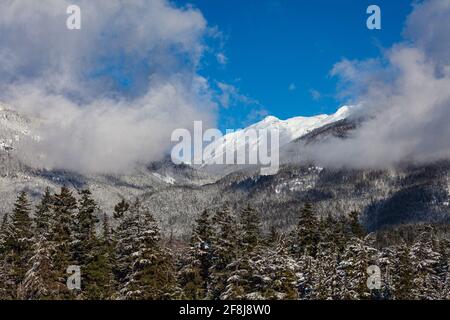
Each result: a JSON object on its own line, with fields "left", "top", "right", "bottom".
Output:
{"left": 0, "top": 188, "right": 449, "bottom": 300}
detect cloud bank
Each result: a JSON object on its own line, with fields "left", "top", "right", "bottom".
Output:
{"left": 305, "top": 0, "right": 450, "bottom": 169}
{"left": 0, "top": 0, "right": 217, "bottom": 173}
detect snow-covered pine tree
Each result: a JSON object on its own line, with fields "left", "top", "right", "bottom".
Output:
{"left": 221, "top": 206, "right": 263, "bottom": 300}
{"left": 179, "top": 210, "right": 213, "bottom": 300}
{"left": 337, "top": 236, "right": 378, "bottom": 300}
{"left": 0, "top": 213, "right": 13, "bottom": 299}
{"left": 436, "top": 237, "right": 450, "bottom": 299}
{"left": 293, "top": 202, "right": 319, "bottom": 258}
{"left": 310, "top": 241, "right": 340, "bottom": 300}
{"left": 72, "top": 189, "right": 101, "bottom": 298}
{"left": 239, "top": 205, "right": 261, "bottom": 252}
{"left": 73, "top": 190, "right": 98, "bottom": 263}
{"left": 119, "top": 199, "right": 176, "bottom": 300}
{"left": 349, "top": 211, "right": 365, "bottom": 239}
{"left": 220, "top": 255, "right": 252, "bottom": 300}
{"left": 18, "top": 234, "right": 59, "bottom": 300}
{"left": 3, "top": 192, "right": 34, "bottom": 298}
{"left": 114, "top": 199, "right": 137, "bottom": 285}
{"left": 392, "top": 241, "right": 414, "bottom": 300}
{"left": 377, "top": 246, "right": 397, "bottom": 300}
{"left": 113, "top": 199, "right": 130, "bottom": 219}
{"left": 252, "top": 240, "right": 299, "bottom": 300}
{"left": 35, "top": 187, "right": 53, "bottom": 237}
{"left": 83, "top": 213, "right": 116, "bottom": 300}
{"left": 409, "top": 228, "right": 442, "bottom": 300}
{"left": 49, "top": 187, "right": 78, "bottom": 299}
{"left": 0, "top": 213, "right": 8, "bottom": 254}
{"left": 208, "top": 206, "right": 238, "bottom": 300}
{"left": 296, "top": 253, "right": 315, "bottom": 299}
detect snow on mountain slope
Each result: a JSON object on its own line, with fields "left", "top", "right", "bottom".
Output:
{"left": 198, "top": 106, "right": 353, "bottom": 166}
{"left": 0, "top": 104, "right": 39, "bottom": 151}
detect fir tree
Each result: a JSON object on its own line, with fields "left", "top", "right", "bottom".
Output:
{"left": 392, "top": 241, "right": 414, "bottom": 300}
{"left": 119, "top": 200, "right": 176, "bottom": 299}
{"left": 114, "top": 199, "right": 137, "bottom": 285}
{"left": 409, "top": 228, "right": 441, "bottom": 300}
{"left": 18, "top": 234, "right": 59, "bottom": 300}
{"left": 293, "top": 203, "right": 319, "bottom": 257}
{"left": 83, "top": 214, "right": 115, "bottom": 300}
{"left": 4, "top": 192, "right": 34, "bottom": 298}
{"left": 377, "top": 246, "right": 397, "bottom": 300}
{"left": 0, "top": 213, "right": 8, "bottom": 255}
{"left": 114, "top": 199, "right": 130, "bottom": 219}
{"left": 35, "top": 187, "right": 53, "bottom": 237}
{"left": 179, "top": 210, "right": 213, "bottom": 299}
{"left": 0, "top": 213, "right": 12, "bottom": 299}
{"left": 208, "top": 206, "right": 238, "bottom": 300}
{"left": 73, "top": 189, "right": 99, "bottom": 267}
{"left": 349, "top": 211, "right": 365, "bottom": 238}
{"left": 239, "top": 242, "right": 298, "bottom": 300}
{"left": 221, "top": 206, "right": 262, "bottom": 300}
{"left": 49, "top": 187, "right": 78, "bottom": 299}
{"left": 296, "top": 253, "right": 315, "bottom": 299}
{"left": 337, "top": 236, "right": 377, "bottom": 300}
{"left": 239, "top": 206, "right": 261, "bottom": 252}
{"left": 310, "top": 241, "right": 340, "bottom": 299}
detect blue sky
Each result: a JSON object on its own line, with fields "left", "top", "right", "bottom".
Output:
{"left": 176, "top": 0, "right": 414, "bottom": 128}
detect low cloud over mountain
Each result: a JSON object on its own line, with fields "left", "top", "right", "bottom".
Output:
{"left": 305, "top": 0, "right": 450, "bottom": 168}
{"left": 0, "top": 0, "right": 217, "bottom": 173}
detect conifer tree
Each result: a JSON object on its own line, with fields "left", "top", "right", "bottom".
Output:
{"left": 311, "top": 242, "right": 340, "bottom": 299}
{"left": 261, "top": 243, "right": 298, "bottom": 300}
{"left": 83, "top": 213, "right": 115, "bottom": 300}
{"left": 221, "top": 206, "right": 262, "bottom": 300}
{"left": 294, "top": 203, "right": 319, "bottom": 257}
{"left": 337, "top": 236, "right": 377, "bottom": 300}
{"left": 349, "top": 211, "right": 365, "bottom": 238}
{"left": 73, "top": 189, "right": 99, "bottom": 267}
{"left": 119, "top": 200, "right": 176, "bottom": 299}
{"left": 0, "top": 213, "right": 12, "bottom": 299}
{"left": 114, "top": 199, "right": 130, "bottom": 219}
{"left": 4, "top": 192, "right": 34, "bottom": 298}
{"left": 208, "top": 206, "right": 238, "bottom": 300}
{"left": 179, "top": 210, "right": 213, "bottom": 299}
{"left": 239, "top": 242, "right": 298, "bottom": 300}
{"left": 18, "top": 234, "right": 58, "bottom": 300}
{"left": 0, "top": 213, "right": 8, "bottom": 255}
{"left": 49, "top": 187, "right": 78, "bottom": 298}
{"left": 35, "top": 187, "right": 53, "bottom": 237}
{"left": 410, "top": 228, "right": 441, "bottom": 299}
{"left": 239, "top": 206, "right": 261, "bottom": 252}
{"left": 114, "top": 199, "right": 137, "bottom": 285}
{"left": 296, "top": 253, "right": 315, "bottom": 299}
{"left": 391, "top": 241, "right": 414, "bottom": 300}
{"left": 377, "top": 246, "right": 397, "bottom": 300}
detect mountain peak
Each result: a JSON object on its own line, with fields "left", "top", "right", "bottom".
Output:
{"left": 261, "top": 115, "right": 280, "bottom": 123}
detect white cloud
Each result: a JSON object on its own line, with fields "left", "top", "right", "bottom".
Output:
{"left": 0, "top": 0, "right": 218, "bottom": 173}
{"left": 310, "top": 89, "right": 321, "bottom": 100}
{"left": 216, "top": 81, "right": 259, "bottom": 109}
{"left": 216, "top": 52, "right": 228, "bottom": 65}
{"left": 305, "top": 0, "right": 450, "bottom": 168}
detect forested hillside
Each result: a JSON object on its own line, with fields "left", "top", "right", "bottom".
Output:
{"left": 1, "top": 188, "right": 449, "bottom": 300}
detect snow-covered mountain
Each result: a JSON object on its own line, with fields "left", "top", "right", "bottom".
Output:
{"left": 1, "top": 102, "right": 449, "bottom": 239}
{"left": 0, "top": 104, "right": 39, "bottom": 152}
{"left": 196, "top": 106, "right": 353, "bottom": 174}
